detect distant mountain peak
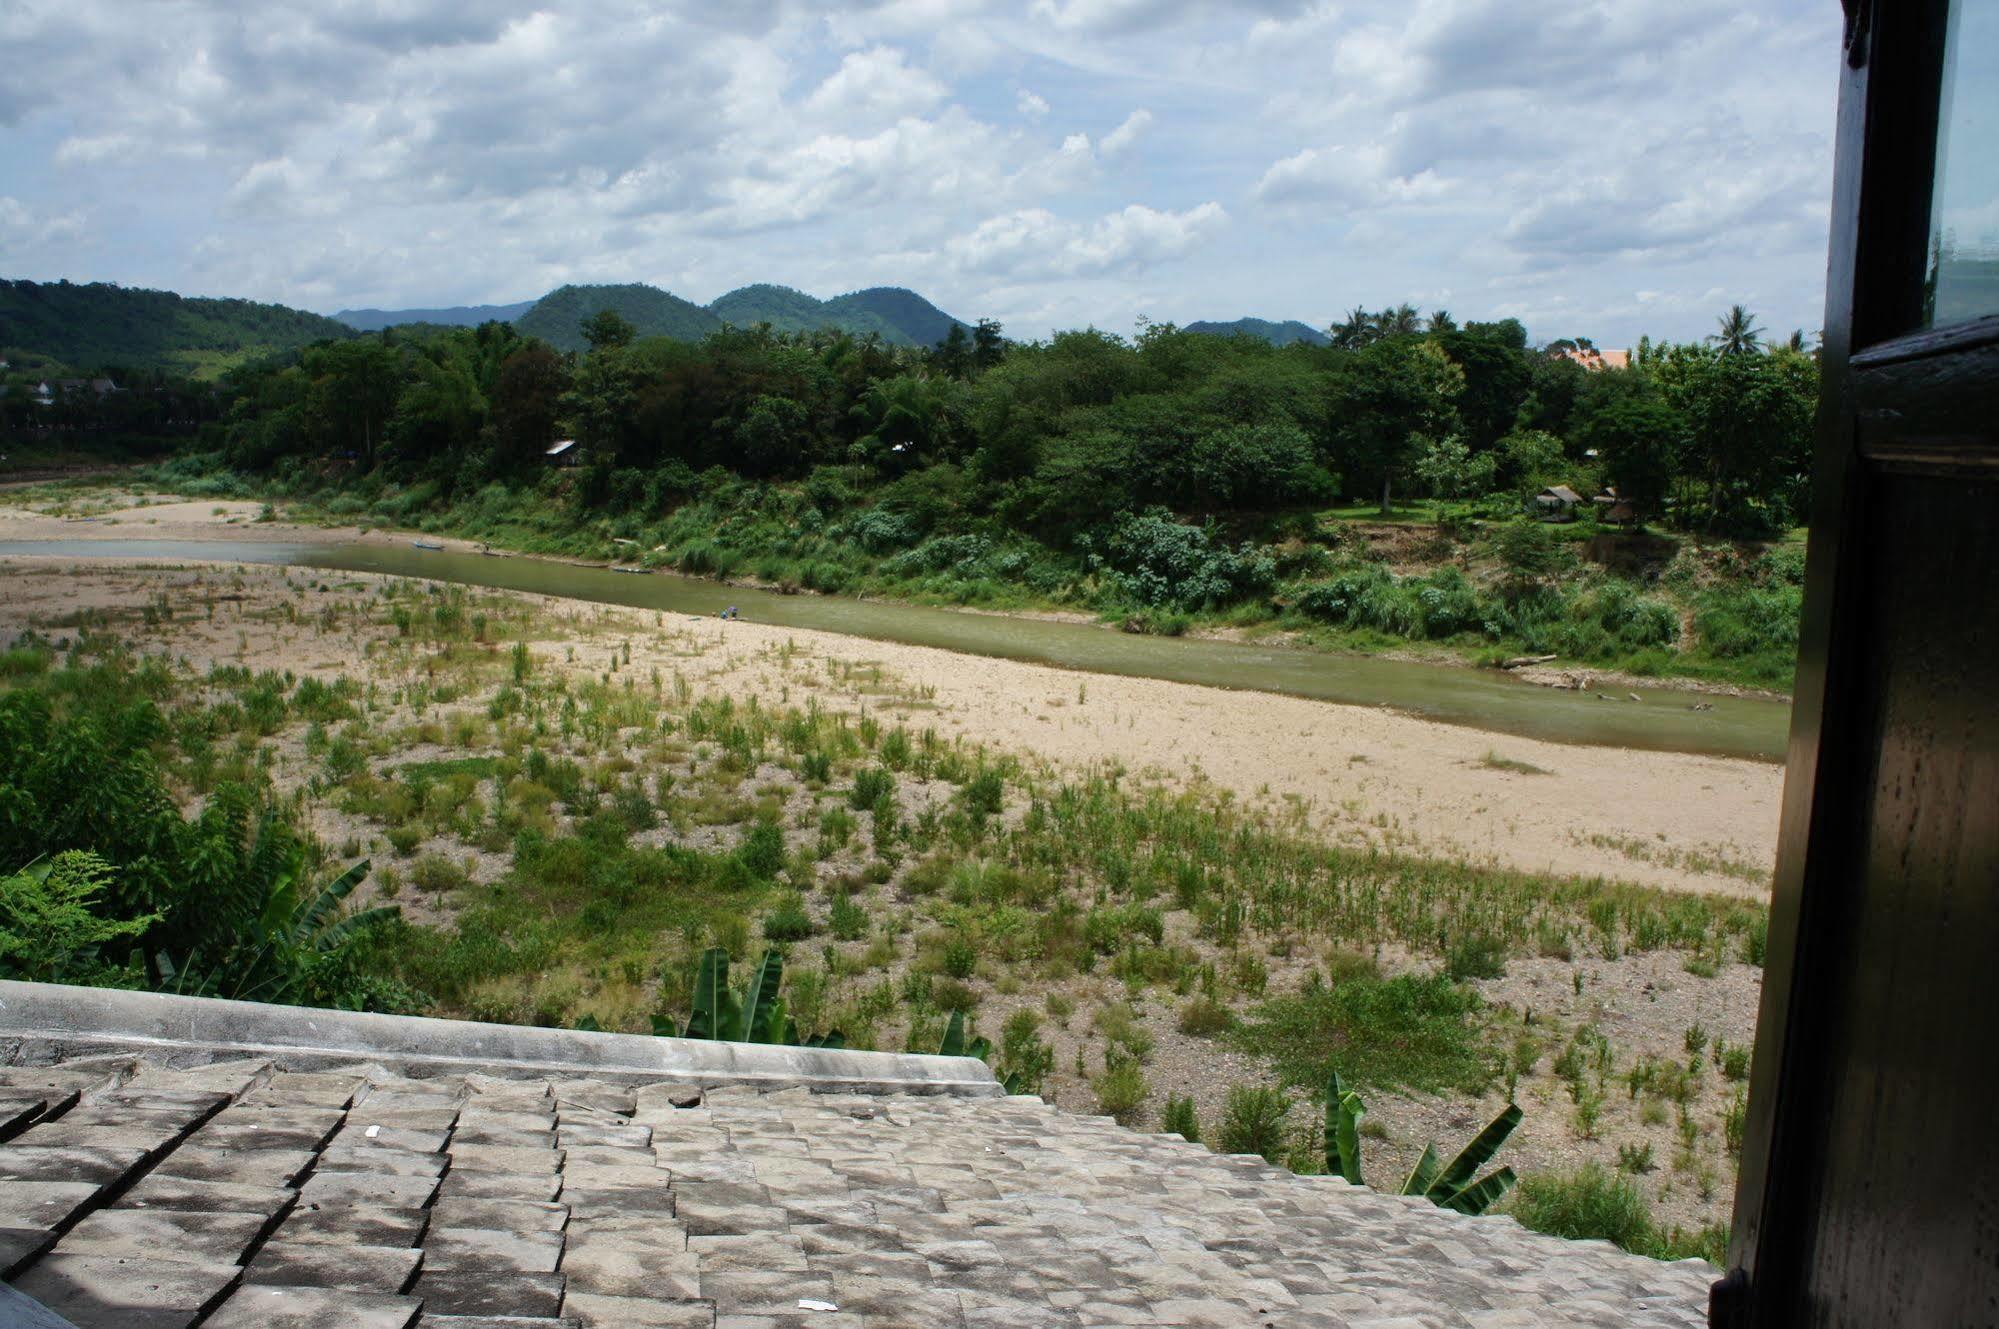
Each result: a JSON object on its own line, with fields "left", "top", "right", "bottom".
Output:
{"left": 1184, "top": 317, "right": 1330, "bottom": 347}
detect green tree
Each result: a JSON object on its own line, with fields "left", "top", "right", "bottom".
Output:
{"left": 1330, "top": 338, "right": 1464, "bottom": 514}
{"left": 972, "top": 318, "right": 1007, "bottom": 371}
{"left": 304, "top": 338, "right": 402, "bottom": 468}
{"left": 1710, "top": 304, "right": 1764, "bottom": 357}
{"left": 1413, "top": 433, "right": 1496, "bottom": 511}
{"left": 1658, "top": 341, "right": 1816, "bottom": 531}
{"left": 490, "top": 346, "right": 569, "bottom": 475}
{"left": 933, "top": 323, "right": 972, "bottom": 379}
{"left": 581, "top": 308, "right": 637, "bottom": 351}
{"left": 1572, "top": 375, "right": 1683, "bottom": 520}
{"left": 732, "top": 394, "right": 810, "bottom": 476}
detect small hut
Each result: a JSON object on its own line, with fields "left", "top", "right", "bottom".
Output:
{"left": 545, "top": 439, "right": 582, "bottom": 468}
{"left": 1531, "top": 484, "right": 1583, "bottom": 521}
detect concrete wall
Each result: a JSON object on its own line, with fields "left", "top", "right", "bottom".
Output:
{"left": 0, "top": 981, "right": 1002, "bottom": 1096}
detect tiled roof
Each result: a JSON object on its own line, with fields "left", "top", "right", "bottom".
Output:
{"left": 0, "top": 986, "right": 1715, "bottom": 1328}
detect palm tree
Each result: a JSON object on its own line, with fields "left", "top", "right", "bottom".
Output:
{"left": 1711, "top": 304, "right": 1765, "bottom": 356}
{"left": 1379, "top": 303, "right": 1423, "bottom": 339}
{"left": 1427, "top": 309, "right": 1457, "bottom": 333}
{"left": 1330, "top": 306, "right": 1373, "bottom": 350}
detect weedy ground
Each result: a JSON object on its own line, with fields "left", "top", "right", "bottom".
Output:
{"left": 2, "top": 560, "right": 1764, "bottom": 1257}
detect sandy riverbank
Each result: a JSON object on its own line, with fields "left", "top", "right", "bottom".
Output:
{"left": 0, "top": 554, "right": 1783, "bottom": 897}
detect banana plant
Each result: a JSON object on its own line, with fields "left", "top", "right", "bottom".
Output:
{"left": 658, "top": 946, "right": 843, "bottom": 1048}
{"left": 156, "top": 857, "right": 396, "bottom": 1005}
{"left": 1399, "top": 1103, "right": 1521, "bottom": 1214}
{"left": 1321, "top": 1067, "right": 1521, "bottom": 1215}
{"left": 1324, "top": 1068, "right": 1366, "bottom": 1184}
{"left": 936, "top": 1010, "right": 1029, "bottom": 1094}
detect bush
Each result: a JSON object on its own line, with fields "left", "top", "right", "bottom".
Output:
{"left": 1176, "top": 994, "right": 1236, "bottom": 1036}
{"left": 1097, "top": 512, "right": 1276, "bottom": 611}
{"left": 1444, "top": 932, "right": 1507, "bottom": 982}
{"left": 736, "top": 819, "right": 787, "bottom": 881}
{"left": 1231, "top": 972, "right": 1490, "bottom": 1095}
{"left": 1085, "top": 902, "right": 1164, "bottom": 955}
{"left": 850, "top": 766, "right": 895, "bottom": 812}
{"left": 1508, "top": 1163, "right": 1656, "bottom": 1253}
{"left": 828, "top": 895, "right": 869, "bottom": 941}
{"left": 1216, "top": 1085, "right": 1291, "bottom": 1163}
{"left": 1093, "top": 1054, "right": 1149, "bottom": 1126}
{"left": 762, "top": 894, "right": 814, "bottom": 943}
{"left": 408, "top": 854, "right": 470, "bottom": 895}
{"left": 1162, "top": 1094, "right": 1201, "bottom": 1143}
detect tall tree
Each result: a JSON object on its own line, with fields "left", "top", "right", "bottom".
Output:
{"left": 581, "top": 309, "right": 637, "bottom": 352}
{"left": 1328, "top": 338, "right": 1464, "bottom": 515}
{"left": 304, "top": 339, "right": 402, "bottom": 469}
{"left": 1711, "top": 304, "right": 1765, "bottom": 357}
{"left": 489, "top": 346, "right": 568, "bottom": 475}
{"left": 972, "top": 318, "right": 1006, "bottom": 371}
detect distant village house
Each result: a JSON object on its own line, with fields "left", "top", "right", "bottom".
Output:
{"left": 1553, "top": 346, "right": 1630, "bottom": 371}
{"left": 545, "top": 439, "right": 582, "bottom": 467}
{"left": 1531, "top": 484, "right": 1584, "bottom": 521}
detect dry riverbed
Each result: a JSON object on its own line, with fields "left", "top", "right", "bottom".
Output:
{"left": 1, "top": 555, "right": 1774, "bottom": 1243}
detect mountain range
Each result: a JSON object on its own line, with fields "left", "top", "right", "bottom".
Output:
{"left": 1183, "top": 317, "right": 1330, "bottom": 347}
{"left": 345, "top": 282, "right": 971, "bottom": 353}
{"left": 2, "top": 274, "right": 1334, "bottom": 378}
{"left": 333, "top": 300, "right": 538, "bottom": 332}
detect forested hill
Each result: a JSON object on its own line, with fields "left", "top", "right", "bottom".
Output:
{"left": 334, "top": 300, "right": 536, "bottom": 332}
{"left": 514, "top": 284, "right": 722, "bottom": 351}
{"left": 0, "top": 278, "right": 353, "bottom": 376}
{"left": 1185, "top": 317, "right": 1331, "bottom": 347}
{"left": 517, "top": 282, "right": 969, "bottom": 352}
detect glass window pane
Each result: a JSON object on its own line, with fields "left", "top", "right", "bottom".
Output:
{"left": 1926, "top": 0, "right": 1999, "bottom": 327}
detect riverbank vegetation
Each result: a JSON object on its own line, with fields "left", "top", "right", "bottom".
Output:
{"left": 9, "top": 299, "right": 1817, "bottom": 691}
{"left": 0, "top": 565, "right": 1761, "bottom": 1255}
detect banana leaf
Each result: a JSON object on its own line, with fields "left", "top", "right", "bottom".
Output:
{"left": 1440, "top": 1165, "right": 1517, "bottom": 1215}
{"left": 1426, "top": 1104, "right": 1522, "bottom": 1204}
{"left": 939, "top": 1009, "right": 968, "bottom": 1057}
{"left": 683, "top": 947, "right": 730, "bottom": 1040}
{"left": 1325, "top": 1069, "right": 1366, "bottom": 1185}
{"left": 1401, "top": 1144, "right": 1442, "bottom": 1198}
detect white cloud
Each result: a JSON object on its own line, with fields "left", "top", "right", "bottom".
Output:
{"left": 949, "top": 200, "right": 1227, "bottom": 278}
{"left": 0, "top": 0, "right": 1841, "bottom": 343}
{"left": 803, "top": 46, "right": 949, "bottom": 121}
{"left": 1100, "top": 108, "right": 1152, "bottom": 156}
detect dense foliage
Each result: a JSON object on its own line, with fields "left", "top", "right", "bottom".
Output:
{"left": 0, "top": 278, "right": 353, "bottom": 376}
{"left": 0, "top": 643, "right": 405, "bottom": 1008}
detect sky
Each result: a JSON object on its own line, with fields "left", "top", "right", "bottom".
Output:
{"left": 0, "top": 0, "right": 1843, "bottom": 347}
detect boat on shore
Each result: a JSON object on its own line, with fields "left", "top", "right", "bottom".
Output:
{"left": 411, "top": 540, "right": 445, "bottom": 551}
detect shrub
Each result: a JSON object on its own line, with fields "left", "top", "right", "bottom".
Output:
{"left": 1098, "top": 512, "right": 1276, "bottom": 611}
{"left": 1216, "top": 1085, "right": 1291, "bottom": 1163}
{"left": 1093, "top": 1053, "right": 1149, "bottom": 1126}
{"left": 1444, "top": 932, "right": 1507, "bottom": 982}
{"left": 828, "top": 895, "right": 869, "bottom": 941}
{"left": 1508, "top": 1163, "right": 1655, "bottom": 1253}
{"left": 762, "top": 894, "right": 814, "bottom": 943}
{"left": 1162, "top": 1094, "right": 1201, "bottom": 1143}
{"left": 736, "top": 819, "right": 787, "bottom": 881}
{"left": 1000, "top": 1009, "right": 1054, "bottom": 1095}
{"left": 408, "top": 854, "right": 469, "bottom": 895}
{"left": 1085, "top": 902, "right": 1164, "bottom": 955}
{"left": 850, "top": 766, "right": 895, "bottom": 812}
{"left": 1231, "top": 972, "right": 1489, "bottom": 1095}
{"left": 940, "top": 934, "right": 977, "bottom": 979}
{"left": 1176, "top": 994, "right": 1236, "bottom": 1037}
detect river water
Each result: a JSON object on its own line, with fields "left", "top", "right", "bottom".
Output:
{"left": 1, "top": 538, "right": 1791, "bottom": 761}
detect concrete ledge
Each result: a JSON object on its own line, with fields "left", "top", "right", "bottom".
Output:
{"left": 0, "top": 981, "right": 1001, "bottom": 1097}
